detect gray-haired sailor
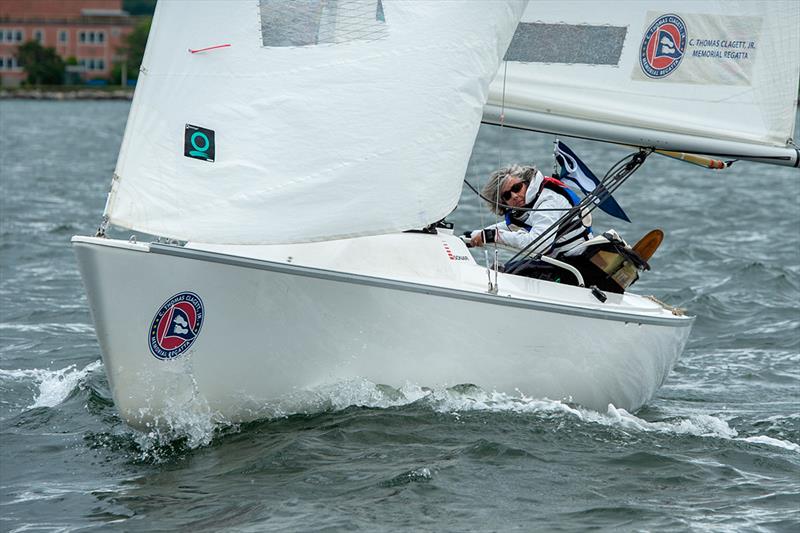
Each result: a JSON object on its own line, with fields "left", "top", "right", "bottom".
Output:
{"left": 469, "top": 164, "right": 592, "bottom": 257}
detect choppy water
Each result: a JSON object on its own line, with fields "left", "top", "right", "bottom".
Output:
{"left": 1, "top": 100, "right": 798, "bottom": 531}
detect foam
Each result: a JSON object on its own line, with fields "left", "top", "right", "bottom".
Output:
{"left": 0, "top": 322, "right": 96, "bottom": 333}
{"left": 5, "top": 369, "right": 795, "bottom": 455}
{"left": 293, "top": 381, "right": 799, "bottom": 454}
{"left": 0, "top": 360, "right": 102, "bottom": 409}
{"left": 740, "top": 435, "right": 800, "bottom": 452}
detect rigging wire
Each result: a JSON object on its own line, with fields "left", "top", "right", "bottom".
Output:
{"left": 479, "top": 59, "right": 512, "bottom": 293}
{"left": 473, "top": 118, "right": 493, "bottom": 291}
{"left": 504, "top": 148, "right": 651, "bottom": 272}
{"left": 492, "top": 60, "right": 513, "bottom": 291}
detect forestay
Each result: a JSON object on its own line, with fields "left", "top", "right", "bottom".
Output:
{"left": 106, "top": 0, "right": 526, "bottom": 244}
{"left": 485, "top": 0, "right": 800, "bottom": 166}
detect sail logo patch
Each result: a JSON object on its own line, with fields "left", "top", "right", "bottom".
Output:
{"left": 639, "top": 14, "right": 686, "bottom": 78}
{"left": 184, "top": 124, "right": 215, "bottom": 162}
{"left": 148, "top": 292, "right": 204, "bottom": 360}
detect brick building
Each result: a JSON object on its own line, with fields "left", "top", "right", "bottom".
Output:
{"left": 0, "top": 0, "right": 136, "bottom": 86}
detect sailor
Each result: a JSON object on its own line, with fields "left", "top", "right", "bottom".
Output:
{"left": 469, "top": 164, "right": 591, "bottom": 257}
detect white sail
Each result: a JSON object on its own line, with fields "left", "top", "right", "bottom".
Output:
{"left": 485, "top": 0, "right": 800, "bottom": 166}
{"left": 106, "top": 0, "right": 526, "bottom": 244}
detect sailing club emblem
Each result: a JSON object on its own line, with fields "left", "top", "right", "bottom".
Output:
{"left": 184, "top": 124, "right": 215, "bottom": 162}
{"left": 639, "top": 14, "right": 687, "bottom": 79}
{"left": 148, "top": 292, "right": 204, "bottom": 360}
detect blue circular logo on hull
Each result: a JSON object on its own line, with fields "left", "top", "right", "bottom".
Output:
{"left": 148, "top": 292, "right": 204, "bottom": 360}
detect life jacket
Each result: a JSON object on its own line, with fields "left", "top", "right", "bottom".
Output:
{"left": 504, "top": 176, "right": 591, "bottom": 255}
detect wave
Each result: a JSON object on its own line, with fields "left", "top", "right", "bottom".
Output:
{"left": 740, "top": 435, "right": 800, "bottom": 452}
{"left": 419, "top": 386, "right": 797, "bottom": 450}
{"left": 0, "top": 360, "right": 102, "bottom": 409}
{"left": 121, "top": 379, "right": 800, "bottom": 456}
{"left": 0, "top": 322, "right": 95, "bottom": 334}
{"left": 4, "top": 369, "right": 796, "bottom": 457}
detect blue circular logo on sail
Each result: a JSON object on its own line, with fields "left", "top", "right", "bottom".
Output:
{"left": 148, "top": 292, "right": 204, "bottom": 360}
{"left": 640, "top": 14, "right": 687, "bottom": 79}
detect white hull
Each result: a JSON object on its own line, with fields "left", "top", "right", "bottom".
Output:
{"left": 72, "top": 232, "right": 692, "bottom": 429}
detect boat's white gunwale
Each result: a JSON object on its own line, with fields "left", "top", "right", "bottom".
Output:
{"left": 71, "top": 235, "right": 150, "bottom": 252}
{"left": 97, "top": 240, "right": 693, "bottom": 328}
{"left": 72, "top": 235, "right": 692, "bottom": 327}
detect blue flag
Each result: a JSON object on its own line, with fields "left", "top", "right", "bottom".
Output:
{"left": 554, "top": 141, "right": 631, "bottom": 223}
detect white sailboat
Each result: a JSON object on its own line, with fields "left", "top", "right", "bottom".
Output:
{"left": 72, "top": 0, "right": 799, "bottom": 430}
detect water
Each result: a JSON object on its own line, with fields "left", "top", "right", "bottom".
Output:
{"left": 1, "top": 100, "right": 798, "bottom": 531}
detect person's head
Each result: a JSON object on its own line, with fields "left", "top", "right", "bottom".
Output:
{"left": 481, "top": 164, "right": 537, "bottom": 215}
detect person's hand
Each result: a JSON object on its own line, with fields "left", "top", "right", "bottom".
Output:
{"left": 469, "top": 229, "right": 498, "bottom": 247}
{"left": 470, "top": 230, "right": 485, "bottom": 248}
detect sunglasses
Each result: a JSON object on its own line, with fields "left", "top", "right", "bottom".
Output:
{"left": 501, "top": 181, "right": 524, "bottom": 202}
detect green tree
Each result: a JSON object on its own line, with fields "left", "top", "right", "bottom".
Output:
{"left": 16, "top": 41, "right": 65, "bottom": 85}
{"left": 112, "top": 16, "right": 151, "bottom": 83}
{"left": 123, "top": 0, "right": 157, "bottom": 16}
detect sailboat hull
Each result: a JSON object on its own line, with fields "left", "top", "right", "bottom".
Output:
{"left": 72, "top": 234, "right": 692, "bottom": 429}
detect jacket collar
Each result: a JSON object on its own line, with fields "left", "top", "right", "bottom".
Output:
{"left": 524, "top": 170, "right": 545, "bottom": 203}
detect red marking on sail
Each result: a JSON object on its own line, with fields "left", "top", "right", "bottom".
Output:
{"left": 189, "top": 44, "right": 231, "bottom": 54}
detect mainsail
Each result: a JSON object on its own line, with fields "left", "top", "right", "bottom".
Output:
{"left": 104, "top": 0, "right": 526, "bottom": 244}
{"left": 485, "top": 0, "right": 800, "bottom": 166}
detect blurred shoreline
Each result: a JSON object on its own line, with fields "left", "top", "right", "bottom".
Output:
{"left": 0, "top": 87, "right": 133, "bottom": 100}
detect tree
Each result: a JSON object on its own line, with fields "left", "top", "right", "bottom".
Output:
{"left": 16, "top": 41, "right": 65, "bottom": 85}
{"left": 112, "top": 16, "right": 151, "bottom": 84}
{"left": 123, "top": 0, "right": 157, "bottom": 16}
{"left": 126, "top": 18, "right": 151, "bottom": 73}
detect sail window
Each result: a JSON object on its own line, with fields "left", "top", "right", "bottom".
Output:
{"left": 259, "top": 0, "right": 387, "bottom": 47}
{"left": 505, "top": 23, "right": 627, "bottom": 66}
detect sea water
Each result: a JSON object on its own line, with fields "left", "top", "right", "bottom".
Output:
{"left": 1, "top": 100, "right": 798, "bottom": 531}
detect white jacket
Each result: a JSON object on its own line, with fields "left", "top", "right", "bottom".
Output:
{"left": 475, "top": 171, "right": 590, "bottom": 256}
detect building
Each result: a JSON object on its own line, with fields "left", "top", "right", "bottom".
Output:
{"left": 0, "top": 0, "right": 135, "bottom": 86}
